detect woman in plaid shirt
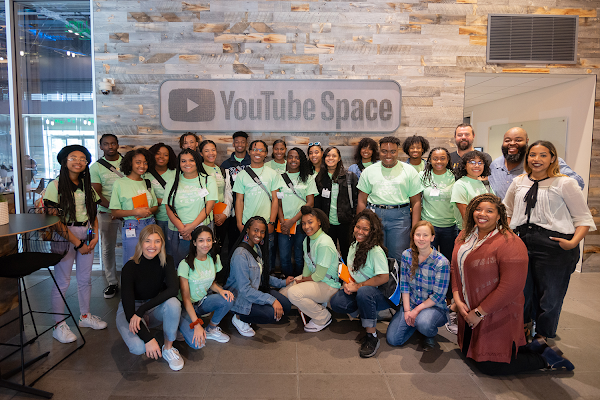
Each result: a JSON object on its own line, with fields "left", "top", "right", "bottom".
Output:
{"left": 386, "top": 220, "right": 450, "bottom": 351}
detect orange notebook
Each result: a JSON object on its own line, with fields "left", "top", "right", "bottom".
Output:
{"left": 276, "top": 220, "right": 297, "bottom": 235}
{"left": 213, "top": 202, "right": 227, "bottom": 214}
{"left": 132, "top": 193, "right": 149, "bottom": 220}
{"left": 338, "top": 262, "right": 355, "bottom": 284}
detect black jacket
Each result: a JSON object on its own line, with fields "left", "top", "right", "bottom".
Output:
{"left": 221, "top": 152, "right": 251, "bottom": 204}
{"left": 314, "top": 169, "right": 358, "bottom": 225}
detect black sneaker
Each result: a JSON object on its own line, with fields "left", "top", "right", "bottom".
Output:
{"left": 422, "top": 336, "right": 436, "bottom": 352}
{"left": 103, "top": 284, "right": 118, "bottom": 299}
{"left": 359, "top": 333, "right": 380, "bottom": 358}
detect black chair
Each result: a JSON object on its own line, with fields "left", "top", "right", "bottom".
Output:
{"left": 0, "top": 238, "right": 86, "bottom": 398}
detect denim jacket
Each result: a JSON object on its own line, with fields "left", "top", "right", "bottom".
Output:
{"left": 224, "top": 244, "right": 287, "bottom": 315}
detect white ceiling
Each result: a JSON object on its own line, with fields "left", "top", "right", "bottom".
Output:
{"left": 463, "top": 73, "right": 586, "bottom": 113}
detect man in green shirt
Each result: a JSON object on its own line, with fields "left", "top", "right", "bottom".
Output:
{"left": 357, "top": 136, "right": 423, "bottom": 262}
{"left": 90, "top": 134, "right": 122, "bottom": 299}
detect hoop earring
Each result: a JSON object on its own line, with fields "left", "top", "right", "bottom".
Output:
{"left": 260, "top": 239, "right": 264, "bottom": 246}
{"left": 244, "top": 234, "right": 249, "bottom": 242}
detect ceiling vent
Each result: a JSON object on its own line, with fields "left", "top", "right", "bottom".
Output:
{"left": 487, "top": 14, "right": 578, "bottom": 64}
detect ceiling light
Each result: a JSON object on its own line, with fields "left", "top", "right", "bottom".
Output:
{"left": 72, "top": 53, "right": 75, "bottom": 57}
{"left": 45, "top": 119, "right": 49, "bottom": 124}
{"left": 74, "top": 32, "right": 79, "bottom": 36}
{"left": 68, "top": 30, "right": 73, "bottom": 33}
{"left": 50, "top": 121, "right": 54, "bottom": 126}
{"left": 19, "top": 51, "right": 24, "bottom": 56}
{"left": 0, "top": 57, "right": 3, "bottom": 61}
{"left": 66, "top": 51, "right": 70, "bottom": 56}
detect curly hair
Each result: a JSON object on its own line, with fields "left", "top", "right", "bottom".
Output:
{"left": 185, "top": 225, "right": 220, "bottom": 271}
{"left": 120, "top": 148, "right": 155, "bottom": 176}
{"left": 316, "top": 146, "right": 344, "bottom": 182}
{"left": 524, "top": 140, "right": 565, "bottom": 178}
{"left": 300, "top": 205, "right": 330, "bottom": 234}
{"left": 455, "top": 150, "right": 491, "bottom": 179}
{"left": 402, "top": 135, "right": 430, "bottom": 157}
{"left": 353, "top": 138, "right": 379, "bottom": 164}
{"left": 379, "top": 136, "right": 401, "bottom": 147}
{"left": 179, "top": 132, "right": 200, "bottom": 149}
{"left": 409, "top": 221, "right": 435, "bottom": 279}
{"left": 287, "top": 147, "right": 311, "bottom": 183}
{"left": 421, "top": 147, "right": 454, "bottom": 187}
{"left": 307, "top": 143, "right": 324, "bottom": 173}
{"left": 148, "top": 142, "right": 177, "bottom": 170}
{"left": 350, "top": 209, "right": 386, "bottom": 272}
{"left": 458, "top": 193, "right": 512, "bottom": 241}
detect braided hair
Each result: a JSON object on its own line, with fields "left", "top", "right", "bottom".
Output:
{"left": 421, "top": 147, "right": 454, "bottom": 187}
{"left": 229, "top": 216, "right": 271, "bottom": 293}
{"left": 166, "top": 148, "right": 209, "bottom": 217}
{"left": 458, "top": 193, "right": 512, "bottom": 241}
{"left": 57, "top": 156, "right": 96, "bottom": 224}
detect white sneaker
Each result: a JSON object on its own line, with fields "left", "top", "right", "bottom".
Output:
{"left": 162, "top": 345, "right": 184, "bottom": 371}
{"left": 53, "top": 322, "right": 77, "bottom": 343}
{"left": 445, "top": 311, "right": 458, "bottom": 335}
{"left": 79, "top": 314, "right": 108, "bottom": 330}
{"left": 206, "top": 326, "right": 230, "bottom": 343}
{"left": 232, "top": 315, "right": 255, "bottom": 337}
{"left": 304, "top": 318, "right": 331, "bottom": 333}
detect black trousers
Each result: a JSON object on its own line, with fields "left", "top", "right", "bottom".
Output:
{"left": 462, "top": 323, "right": 545, "bottom": 376}
{"left": 328, "top": 222, "right": 351, "bottom": 262}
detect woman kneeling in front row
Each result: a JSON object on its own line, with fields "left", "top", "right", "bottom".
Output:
{"left": 116, "top": 224, "right": 184, "bottom": 371}
{"left": 280, "top": 206, "right": 341, "bottom": 333}
{"left": 329, "top": 209, "right": 392, "bottom": 358}
{"left": 387, "top": 221, "right": 449, "bottom": 351}
{"left": 452, "top": 194, "right": 573, "bottom": 375}
{"left": 225, "top": 216, "right": 294, "bottom": 337}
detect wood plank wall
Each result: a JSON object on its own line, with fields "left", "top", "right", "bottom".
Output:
{"left": 93, "top": 0, "right": 600, "bottom": 271}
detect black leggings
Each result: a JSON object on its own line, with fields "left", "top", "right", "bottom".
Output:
{"left": 238, "top": 290, "right": 293, "bottom": 325}
{"left": 328, "top": 222, "right": 350, "bottom": 262}
{"left": 462, "top": 323, "right": 546, "bottom": 376}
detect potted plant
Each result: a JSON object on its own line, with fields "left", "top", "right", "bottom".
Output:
{"left": 0, "top": 193, "right": 8, "bottom": 225}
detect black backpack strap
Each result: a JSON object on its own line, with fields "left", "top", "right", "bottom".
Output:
{"left": 149, "top": 170, "right": 167, "bottom": 189}
{"left": 483, "top": 179, "right": 492, "bottom": 194}
{"left": 97, "top": 158, "right": 124, "bottom": 178}
{"left": 282, "top": 173, "right": 305, "bottom": 202}
{"left": 358, "top": 162, "right": 365, "bottom": 172}
{"left": 145, "top": 179, "right": 152, "bottom": 191}
{"left": 239, "top": 242, "right": 261, "bottom": 263}
{"left": 245, "top": 168, "right": 272, "bottom": 201}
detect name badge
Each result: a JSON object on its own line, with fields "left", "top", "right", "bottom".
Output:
{"left": 125, "top": 228, "right": 136, "bottom": 238}
{"left": 198, "top": 188, "right": 209, "bottom": 198}
{"left": 277, "top": 192, "right": 285, "bottom": 199}
{"left": 321, "top": 188, "right": 331, "bottom": 199}
{"left": 430, "top": 188, "right": 440, "bottom": 197}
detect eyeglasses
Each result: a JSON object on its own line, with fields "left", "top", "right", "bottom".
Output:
{"left": 67, "top": 157, "right": 88, "bottom": 164}
{"left": 308, "top": 142, "right": 321, "bottom": 147}
{"left": 251, "top": 148, "right": 266, "bottom": 153}
{"left": 468, "top": 160, "right": 483, "bottom": 166}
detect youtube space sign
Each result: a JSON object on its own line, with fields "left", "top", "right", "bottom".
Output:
{"left": 159, "top": 79, "right": 402, "bottom": 133}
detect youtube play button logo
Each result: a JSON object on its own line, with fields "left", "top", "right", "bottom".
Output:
{"left": 168, "top": 88, "right": 216, "bottom": 122}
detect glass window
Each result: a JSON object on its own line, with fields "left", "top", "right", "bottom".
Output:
{"left": 0, "top": 5, "right": 14, "bottom": 197}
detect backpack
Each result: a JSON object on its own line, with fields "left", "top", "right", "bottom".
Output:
{"left": 379, "top": 258, "right": 401, "bottom": 306}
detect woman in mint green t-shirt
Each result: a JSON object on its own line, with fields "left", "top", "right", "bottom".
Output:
{"left": 451, "top": 150, "right": 494, "bottom": 229}
{"left": 110, "top": 148, "right": 159, "bottom": 265}
{"left": 165, "top": 149, "right": 218, "bottom": 267}
{"left": 178, "top": 226, "right": 234, "bottom": 349}
{"left": 266, "top": 139, "right": 287, "bottom": 174}
{"left": 348, "top": 137, "right": 379, "bottom": 179}
{"left": 146, "top": 143, "right": 177, "bottom": 247}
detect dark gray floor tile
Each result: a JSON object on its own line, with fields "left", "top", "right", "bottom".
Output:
{"left": 111, "top": 372, "right": 211, "bottom": 397}
{"left": 205, "top": 373, "right": 297, "bottom": 399}
{"left": 214, "top": 334, "right": 297, "bottom": 373}
{"left": 299, "top": 373, "right": 392, "bottom": 399}
{"left": 386, "top": 373, "right": 488, "bottom": 399}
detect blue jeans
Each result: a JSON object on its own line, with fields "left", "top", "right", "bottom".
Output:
{"left": 122, "top": 218, "right": 156, "bottom": 265}
{"left": 155, "top": 220, "right": 170, "bottom": 254}
{"left": 238, "top": 290, "right": 292, "bottom": 325}
{"left": 369, "top": 205, "right": 411, "bottom": 262}
{"left": 116, "top": 298, "right": 181, "bottom": 355}
{"left": 179, "top": 294, "right": 234, "bottom": 349}
{"left": 329, "top": 286, "right": 393, "bottom": 328}
{"left": 278, "top": 231, "right": 306, "bottom": 277}
{"left": 386, "top": 306, "right": 448, "bottom": 346}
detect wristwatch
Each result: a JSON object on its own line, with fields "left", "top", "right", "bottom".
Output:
{"left": 268, "top": 222, "right": 275, "bottom": 225}
{"left": 74, "top": 239, "right": 85, "bottom": 250}
{"left": 474, "top": 308, "right": 485, "bottom": 319}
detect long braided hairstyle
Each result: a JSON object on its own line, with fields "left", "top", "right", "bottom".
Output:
{"left": 166, "top": 148, "right": 209, "bottom": 216}
{"left": 421, "top": 147, "right": 454, "bottom": 187}
{"left": 57, "top": 159, "right": 97, "bottom": 224}
{"left": 458, "top": 193, "right": 512, "bottom": 241}
{"left": 229, "top": 216, "right": 271, "bottom": 293}
{"left": 350, "top": 209, "right": 387, "bottom": 272}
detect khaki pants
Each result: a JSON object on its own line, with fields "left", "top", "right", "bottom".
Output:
{"left": 280, "top": 279, "right": 338, "bottom": 325}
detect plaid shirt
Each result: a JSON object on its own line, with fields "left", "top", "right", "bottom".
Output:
{"left": 400, "top": 248, "right": 449, "bottom": 309}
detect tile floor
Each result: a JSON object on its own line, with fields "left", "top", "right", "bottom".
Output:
{"left": 0, "top": 270, "right": 599, "bottom": 400}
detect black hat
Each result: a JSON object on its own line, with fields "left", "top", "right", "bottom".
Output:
{"left": 57, "top": 145, "right": 92, "bottom": 165}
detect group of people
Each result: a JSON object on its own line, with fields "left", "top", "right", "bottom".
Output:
{"left": 42, "top": 124, "right": 595, "bottom": 375}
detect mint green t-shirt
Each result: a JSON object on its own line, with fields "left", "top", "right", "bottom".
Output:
{"left": 144, "top": 169, "right": 176, "bottom": 222}
{"left": 266, "top": 160, "right": 287, "bottom": 174}
{"left": 450, "top": 176, "right": 495, "bottom": 229}
{"left": 302, "top": 229, "right": 341, "bottom": 289}
{"left": 278, "top": 172, "right": 318, "bottom": 223}
{"left": 419, "top": 170, "right": 457, "bottom": 228}
{"left": 109, "top": 177, "right": 158, "bottom": 221}
{"left": 163, "top": 174, "right": 219, "bottom": 231}
{"left": 177, "top": 255, "right": 222, "bottom": 303}
{"left": 43, "top": 177, "right": 99, "bottom": 223}
{"left": 89, "top": 156, "right": 122, "bottom": 212}
{"left": 328, "top": 172, "right": 340, "bottom": 226}
{"left": 203, "top": 163, "right": 226, "bottom": 204}
{"left": 232, "top": 166, "right": 281, "bottom": 224}
{"left": 407, "top": 159, "right": 426, "bottom": 173}
{"left": 357, "top": 162, "right": 423, "bottom": 205}
{"left": 234, "top": 155, "right": 245, "bottom": 163}
{"left": 347, "top": 243, "right": 388, "bottom": 284}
